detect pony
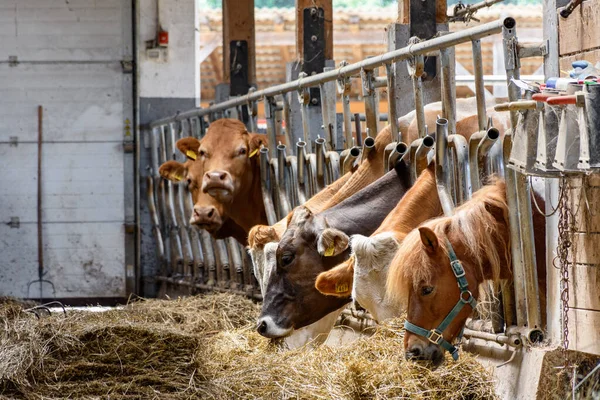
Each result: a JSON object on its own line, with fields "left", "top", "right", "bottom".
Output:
{"left": 385, "top": 179, "right": 546, "bottom": 366}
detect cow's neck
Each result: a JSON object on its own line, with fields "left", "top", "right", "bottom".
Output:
{"left": 320, "top": 163, "right": 412, "bottom": 236}
{"left": 229, "top": 163, "right": 268, "bottom": 232}
{"left": 375, "top": 167, "right": 441, "bottom": 237}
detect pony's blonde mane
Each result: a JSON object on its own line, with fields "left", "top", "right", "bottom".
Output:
{"left": 386, "top": 180, "right": 510, "bottom": 306}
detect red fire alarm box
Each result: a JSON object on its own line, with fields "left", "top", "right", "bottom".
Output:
{"left": 158, "top": 30, "right": 169, "bottom": 47}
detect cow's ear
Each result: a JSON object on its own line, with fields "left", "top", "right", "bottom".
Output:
{"left": 315, "top": 259, "right": 354, "bottom": 297}
{"left": 418, "top": 227, "right": 439, "bottom": 254}
{"left": 159, "top": 160, "right": 187, "bottom": 182}
{"left": 176, "top": 137, "right": 201, "bottom": 160}
{"left": 317, "top": 228, "right": 349, "bottom": 257}
{"left": 248, "top": 134, "right": 267, "bottom": 158}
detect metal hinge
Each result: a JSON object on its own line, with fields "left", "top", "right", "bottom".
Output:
{"left": 121, "top": 59, "right": 134, "bottom": 73}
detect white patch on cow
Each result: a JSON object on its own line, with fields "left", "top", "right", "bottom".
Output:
{"left": 256, "top": 315, "right": 294, "bottom": 338}
{"left": 289, "top": 206, "right": 312, "bottom": 226}
{"left": 350, "top": 232, "right": 402, "bottom": 323}
{"left": 317, "top": 228, "right": 350, "bottom": 257}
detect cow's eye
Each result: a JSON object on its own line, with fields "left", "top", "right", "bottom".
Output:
{"left": 199, "top": 149, "right": 206, "bottom": 157}
{"left": 281, "top": 253, "right": 294, "bottom": 267}
{"left": 238, "top": 147, "right": 247, "bottom": 156}
{"left": 187, "top": 178, "right": 192, "bottom": 186}
{"left": 420, "top": 286, "right": 435, "bottom": 296}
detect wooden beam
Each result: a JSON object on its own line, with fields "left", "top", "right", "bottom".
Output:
{"left": 295, "top": 0, "right": 333, "bottom": 61}
{"left": 398, "top": 1, "right": 447, "bottom": 24}
{"left": 222, "top": 0, "right": 255, "bottom": 86}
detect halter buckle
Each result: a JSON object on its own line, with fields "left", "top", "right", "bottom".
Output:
{"left": 450, "top": 260, "right": 465, "bottom": 278}
{"left": 427, "top": 329, "right": 444, "bottom": 345}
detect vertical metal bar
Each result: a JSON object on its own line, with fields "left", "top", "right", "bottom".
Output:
{"left": 412, "top": 75, "right": 426, "bottom": 139}
{"left": 264, "top": 96, "right": 278, "bottom": 158}
{"left": 440, "top": 47, "right": 457, "bottom": 136}
{"left": 361, "top": 68, "right": 379, "bottom": 137}
{"left": 447, "top": 134, "right": 471, "bottom": 204}
{"left": 435, "top": 118, "right": 455, "bottom": 217}
{"left": 471, "top": 39, "right": 488, "bottom": 132}
{"left": 259, "top": 147, "right": 279, "bottom": 225}
{"left": 503, "top": 132, "right": 527, "bottom": 327}
{"left": 37, "top": 106, "right": 44, "bottom": 301}
{"left": 385, "top": 63, "right": 399, "bottom": 142}
{"left": 281, "top": 94, "right": 294, "bottom": 155}
{"left": 354, "top": 113, "right": 363, "bottom": 146}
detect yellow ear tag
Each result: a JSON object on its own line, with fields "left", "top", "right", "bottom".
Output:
{"left": 324, "top": 246, "right": 335, "bottom": 257}
{"left": 185, "top": 150, "right": 197, "bottom": 160}
{"left": 335, "top": 282, "right": 349, "bottom": 294}
{"left": 171, "top": 173, "right": 183, "bottom": 182}
{"left": 249, "top": 149, "right": 259, "bottom": 158}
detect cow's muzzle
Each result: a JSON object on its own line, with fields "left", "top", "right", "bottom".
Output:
{"left": 256, "top": 316, "right": 293, "bottom": 339}
{"left": 202, "top": 170, "right": 234, "bottom": 201}
{"left": 190, "top": 205, "right": 223, "bottom": 232}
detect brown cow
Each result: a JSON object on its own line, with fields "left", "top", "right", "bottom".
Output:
{"left": 158, "top": 137, "right": 248, "bottom": 244}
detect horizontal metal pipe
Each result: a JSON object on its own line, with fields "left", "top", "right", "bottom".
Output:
{"left": 505, "top": 325, "right": 545, "bottom": 344}
{"left": 463, "top": 328, "right": 523, "bottom": 348}
{"left": 351, "top": 113, "right": 389, "bottom": 122}
{"left": 494, "top": 100, "right": 540, "bottom": 112}
{"left": 450, "top": 0, "right": 504, "bottom": 20}
{"left": 155, "top": 275, "right": 263, "bottom": 301}
{"left": 342, "top": 146, "right": 361, "bottom": 174}
{"left": 150, "top": 18, "right": 511, "bottom": 127}
{"left": 373, "top": 76, "right": 388, "bottom": 88}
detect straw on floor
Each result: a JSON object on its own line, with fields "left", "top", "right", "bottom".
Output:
{"left": 0, "top": 293, "right": 498, "bottom": 399}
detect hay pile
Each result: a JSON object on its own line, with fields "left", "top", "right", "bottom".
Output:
{"left": 0, "top": 294, "right": 497, "bottom": 399}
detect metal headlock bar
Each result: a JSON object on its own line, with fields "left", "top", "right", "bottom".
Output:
{"left": 146, "top": 16, "right": 555, "bottom": 355}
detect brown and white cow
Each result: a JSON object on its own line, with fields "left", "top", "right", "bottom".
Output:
{"left": 256, "top": 160, "right": 413, "bottom": 338}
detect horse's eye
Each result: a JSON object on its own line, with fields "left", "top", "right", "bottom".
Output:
{"left": 281, "top": 253, "right": 294, "bottom": 267}
{"left": 238, "top": 147, "right": 247, "bottom": 156}
{"left": 421, "top": 286, "right": 435, "bottom": 296}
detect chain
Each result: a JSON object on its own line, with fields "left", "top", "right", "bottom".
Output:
{"left": 554, "top": 176, "right": 573, "bottom": 364}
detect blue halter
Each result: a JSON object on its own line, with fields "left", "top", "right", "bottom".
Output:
{"left": 403, "top": 238, "right": 477, "bottom": 361}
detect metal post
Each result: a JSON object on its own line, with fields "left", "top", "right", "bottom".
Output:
{"left": 385, "top": 63, "right": 399, "bottom": 142}
{"left": 435, "top": 118, "right": 455, "bottom": 217}
{"left": 264, "top": 96, "right": 278, "bottom": 158}
{"left": 471, "top": 39, "right": 488, "bottom": 131}
{"left": 439, "top": 47, "right": 457, "bottom": 136}
{"left": 410, "top": 55, "right": 427, "bottom": 139}
{"left": 361, "top": 67, "right": 379, "bottom": 137}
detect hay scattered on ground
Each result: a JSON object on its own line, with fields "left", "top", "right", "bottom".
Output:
{"left": 1, "top": 294, "right": 497, "bottom": 399}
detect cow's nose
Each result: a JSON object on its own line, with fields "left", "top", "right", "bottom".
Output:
{"left": 191, "top": 206, "right": 221, "bottom": 231}
{"left": 202, "top": 170, "right": 234, "bottom": 198}
{"left": 257, "top": 320, "right": 268, "bottom": 335}
{"left": 207, "top": 171, "right": 227, "bottom": 181}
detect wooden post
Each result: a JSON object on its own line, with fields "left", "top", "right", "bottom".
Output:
{"left": 295, "top": 0, "right": 333, "bottom": 62}
{"left": 222, "top": 0, "right": 255, "bottom": 94}
{"left": 388, "top": 0, "right": 446, "bottom": 118}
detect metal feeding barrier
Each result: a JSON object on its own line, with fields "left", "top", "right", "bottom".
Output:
{"left": 145, "top": 17, "right": 554, "bottom": 351}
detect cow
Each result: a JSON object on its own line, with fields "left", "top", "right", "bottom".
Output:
{"left": 314, "top": 165, "right": 442, "bottom": 322}
{"left": 256, "top": 160, "right": 412, "bottom": 339}
{"left": 158, "top": 138, "right": 249, "bottom": 244}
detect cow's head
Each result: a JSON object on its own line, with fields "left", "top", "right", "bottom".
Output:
{"left": 315, "top": 232, "right": 401, "bottom": 323}
{"left": 256, "top": 207, "right": 351, "bottom": 338}
{"left": 198, "top": 119, "right": 265, "bottom": 204}
{"left": 158, "top": 137, "right": 227, "bottom": 234}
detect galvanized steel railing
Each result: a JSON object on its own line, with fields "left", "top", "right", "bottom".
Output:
{"left": 145, "top": 17, "right": 550, "bottom": 348}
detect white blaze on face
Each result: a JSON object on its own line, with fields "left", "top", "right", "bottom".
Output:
{"left": 254, "top": 242, "right": 345, "bottom": 348}
{"left": 351, "top": 232, "right": 402, "bottom": 323}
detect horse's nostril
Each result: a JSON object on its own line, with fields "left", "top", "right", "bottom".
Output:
{"left": 257, "top": 320, "right": 267, "bottom": 335}
{"left": 406, "top": 347, "right": 422, "bottom": 360}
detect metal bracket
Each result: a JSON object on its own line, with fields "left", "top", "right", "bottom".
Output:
{"left": 409, "top": 0, "right": 437, "bottom": 80}
{"left": 517, "top": 41, "right": 548, "bottom": 59}
{"left": 121, "top": 59, "right": 134, "bottom": 73}
{"left": 229, "top": 40, "right": 250, "bottom": 96}
{"left": 8, "top": 56, "right": 18, "bottom": 67}
{"left": 303, "top": 7, "right": 325, "bottom": 107}
{"left": 9, "top": 136, "right": 18, "bottom": 147}
{"left": 7, "top": 217, "right": 19, "bottom": 229}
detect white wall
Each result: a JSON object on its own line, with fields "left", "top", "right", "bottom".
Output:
{"left": 137, "top": 0, "right": 200, "bottom": 103}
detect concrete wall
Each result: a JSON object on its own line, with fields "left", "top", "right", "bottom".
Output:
{"left": 0, "top": 0, "right": 133, "bottom": 302}
{"left": 137, "top": 0, "right": 200, "bottom": 297}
